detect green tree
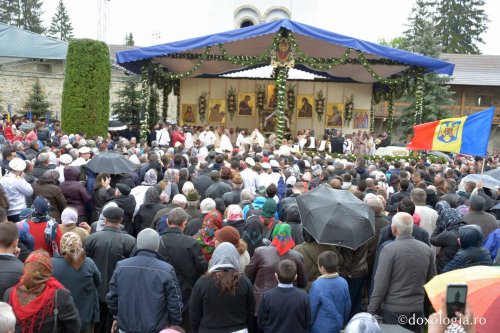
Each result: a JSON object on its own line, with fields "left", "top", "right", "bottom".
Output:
{"left": 24, "top": 78, "right": 50, "bottom": 119}
{"left": 124, "top": 32, "right": 134, "bottom": 46}
{"left": 435, "top": 0, "right": 488, "bottom": 54}
{"left": 0, "top": 0, "right": 21, "bottom": 25}
{"left": 19, "top": 0, "right": 44, "bottom": 33}
{"left": 378, "top": 36, "right": 409, "bottom": 50}
{"left": 62, "top": 39, "right": 111, "bottom": 137}
{"left": 47, "top": 0, "right": 73, "bottom": 41}
{"left": 396, "top": 4, "right": 454, "bottom": 140}
{"left": 112, "top": 79, "right": 142, "bottom": 127}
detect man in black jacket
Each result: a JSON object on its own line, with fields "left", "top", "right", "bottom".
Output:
{"left": 109, "top": 183, "right": 136, "bottom": 235}
{"left": 193, "top": 162, "right": 213, "bottom": 200}
{"left": 330, "top": 131, "right": 344, "bottom": 154}
{"left": 158, "top": 208, "right": 208, "bottom": 332}
{"left": 85, "top": 207, "right": 136, "bottom": 333}
{"left": 0, "top": 222, "right": 23, "bottom": 300}
{"left": 222, "top": 173, "right": 244, "bottom": 206}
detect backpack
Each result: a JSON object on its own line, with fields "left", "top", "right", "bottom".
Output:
{"left": 0, "top": 183, "right": 10, "bottom": 210}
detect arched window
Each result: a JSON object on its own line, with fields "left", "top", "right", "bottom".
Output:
{"left": 264, "top": 7, "right": 291, "bottom": 22}
{"left": 234, "top": 5, "right": 261, "bottom": 28}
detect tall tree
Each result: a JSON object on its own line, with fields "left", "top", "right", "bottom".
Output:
{"left": 112, "top": 79, "right": 142, "bottom": 127}
{"left": 124, "top": 32, "right": 135, "bottom": 46}
{"left": 47, "top": 0, "right": 73, "bottom": 41}
{"left": 396, "top": 1, "right": 455, "bottom": 140}
{"left": 19, "top": 0, "right": 44, "bottom": 33}
{"left": 24, "top": 78, "right": 50, "bottom": 119}
{"left": 62, "top": 39, "right": 111, "bottom": 137}
{"left": 435, "top": 0, "right": 488, "bottom": 54}
{"left": 0, "top": 0, "right": 21, "bottom": 25}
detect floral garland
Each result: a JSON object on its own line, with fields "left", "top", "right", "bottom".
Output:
{"left": 315, "top": 90, "right": 326, "bottom": 120}
{"left": 414, "top": 73, "right": 424, "bottom": 125}
{"left": 344, "top": 94, "right": 354, "bottom": 126}
{"left": 198, "top": 92, "right": 208, "bottom": 122}
{"left": 369, "top": 94, "right": 376, "bottom": 132}
{"left": 227, "top": 87, "right": 237, "bottom": 120}
{"left": 275, "top": 66, "right": 288, "bottom": 140}
{"left": 302, "top": 151, "right": 447, "bottom": 164}
{"left": 256, "top": 84, "right": 266, "bottom": 127}
{"left": 286, "top": 84, "right": 295, "bottom": 118}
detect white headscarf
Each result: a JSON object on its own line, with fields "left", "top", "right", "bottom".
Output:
{"left": 344, "top": 313, "right": 381, "bottom": 333}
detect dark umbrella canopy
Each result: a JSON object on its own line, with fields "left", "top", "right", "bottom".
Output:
{"left": 109, "top": 120, "right": 127, "bottom": 131}
{"left": 296, "top": 186, "right": 375, "bottom": 250}
{"left": 86, "top": 152, "right": 137, "bottom": 174}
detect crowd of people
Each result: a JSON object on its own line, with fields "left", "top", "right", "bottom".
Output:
{"left": 0, "top": 116, "right": 499, "bottom": 333}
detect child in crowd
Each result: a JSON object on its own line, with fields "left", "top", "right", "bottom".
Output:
{"left": 309, "top": 251, "right": 351, "bottom": 333}
{"left": 257, "top": 259, "right": 311, "bottom": 333}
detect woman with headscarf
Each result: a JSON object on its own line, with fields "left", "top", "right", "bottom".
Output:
{"left": 59, "top": 166, "right": 91, "bottom": 223}
{"left": 222, "top": 204, "right": 246, "bottom": 236}
{"left": 158, "top": 169, "right": 180, "bottom": 203}
{"left": 52, "top": 232, "right": 101, "bottom": 333}
{"left": 431, "top": 205, "right": 467, "bottom": 273}
{"left": 130, "top": 168, "right": 158, "bottom": 214}
{"left": 194, "top": 210, "right": 223, "bottom": 261}
{"left": 244, "top": 223, "right": 307, "bottom": 317}
{"left": 245, "top": 198, "right": 280, "bottom": 242}
{"left": 133, "top": 186, "right": 166, "bottom": 237}
{"left": 90, "top": 201, "right": 119, "bottom": 234}
{"left": 443, "top": 224, "right": 492, "bottom": 272}
{"left": 32, "top": 170, "right": 67, "bottom": 223}
{"left": 27, "top": 196, "right": 63, "bottom": 257}
{"left": 92, "top": 173, "right": 114, "bottom": 221}
{"left": 189, "top": 243, "right": 255, "bottom": 333}
{"left": 344, "top": 312, "right": 381, "bottom": 333}
{"left": 4, "top": 250, "right": 81, "bottom": 333}
{"left": 60, "top": 207, "right": 91, "bottom": 243}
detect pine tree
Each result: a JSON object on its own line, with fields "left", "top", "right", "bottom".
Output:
{"left": 47, "top": 0, "right": 73, "bottom": 41}
{"left": 19, "top": 0, "right": 44, "bottom": 33}
{"left": 435, "top": 0, "right": 488, "bottom": 54}
{"left": 395, "top": 0, "right": 455, "bottom": 140}
{"left": 112, "top": 80, "right": 142, "bottom": 127}
{"left": 124, "top": 32, "right": 135, "bottom": 46}
{"left": 24, "top": 78, "right": 50, "bottom": 119}
{"left": 0, "top": 0, "right": 21, "bottom": 26}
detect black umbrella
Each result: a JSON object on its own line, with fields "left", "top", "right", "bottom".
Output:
{"left": 86, "top": 152, "right": 137, "bottom": 174}
{"left": 296, "top": 186, "right": 375, "bottom": 250}
{"left": 109, "top": 120, "right": 127, "bottom": 131}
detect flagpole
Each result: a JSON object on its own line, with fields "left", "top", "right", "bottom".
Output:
{"left": 479, "top": 156, "right": 486, "bottom": 183}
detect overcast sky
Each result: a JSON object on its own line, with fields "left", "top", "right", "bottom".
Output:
{"left": 41, "top": 0, "right": 499, "bottom": 55}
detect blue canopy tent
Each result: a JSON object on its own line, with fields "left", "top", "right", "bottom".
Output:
{"left": 116, "top": 19, "right": 454, "bottom": 138}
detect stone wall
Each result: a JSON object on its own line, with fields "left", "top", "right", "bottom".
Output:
{"left": 0, "top": 59, "right": 132, "bottom": 117}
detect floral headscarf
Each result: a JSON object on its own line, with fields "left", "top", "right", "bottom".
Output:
{"left": 271, "top": 223, "right": 295, "bottom": 256}
{"left": 142, "top": 169, "right": 157, "bottom": 185}
{"left": 9, "top": 250, "right": 64, "bottom": 333}
{"left": 225, "top": 204, "right": 244, "bottom": 221}
{"left": 195, "top": 210, "right": 223, "bottom": 261}
{"left": 437, "top": 208, "right": 465, "bottom": 231}
{"left": 60, "top": 232, "right": 85, "bottom": 270}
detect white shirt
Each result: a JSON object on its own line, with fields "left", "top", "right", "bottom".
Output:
{"left": 156, "top": 128, "right": 170, "bottom": 146}
{"left": 240, "top": 168, "right": 258, "bottom": 194}
{"left": 199, "top": 131, "right": 216, "bottom": 147}
{"left": 219, "top": 134, "right": 233, "bottom": 152}
{"left": 184, "top": 133, "right": 194, "bottom": 150}
{"left": 55, "top": 165, "right": 66, "bottom": 183}
{"left": 0, "top": 173, "right": 33, "bottom": 215}
{"left": 250, "top": 131, "right": 265, "bottom": 147}
{"left": 257, "top": 172, "right": 271, "bottom": 189}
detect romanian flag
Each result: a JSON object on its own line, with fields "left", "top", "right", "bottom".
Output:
{"left": 407, "top": 107, "right": 494, "bottom": 157}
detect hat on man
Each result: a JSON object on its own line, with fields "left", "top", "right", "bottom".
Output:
{"left": 255, "top": 186, "right": 267, "bottom": 196}
{"left": 270, "top": 160, "right": 280, "bottom": 168}
{"left": 137, "top": 228, "right": 160, "bottom": 252}
{"left": 103, "top": 206, "right": 124, "bottom": 220}
{"left": 187, "top": 189, "right": 200, "bottom": 202}
{"left": 115, "top": 183, "right": 131, "bottom": 196}
{"left": 215, "top": 226, "right": 240, "bottom": 247}
{"left": 262, "top": 199, "right": 277, "bottom": 218}
{"left": 232, "top": 174, "right": 243, "bottom": 185}
{"left": 9, "top": 158, "right": 26, "bottom": 172}
{"left": 59, "top": 154, "right": 73, "bottom": 165}
{"left": 261, "top": 162, "right": 271, "bottom": 170}
{"left": 245, "top": 157, "right": 255, "bottom": 167}
{"left": 78, "top": 146, "right": 91, "bottom": 154}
